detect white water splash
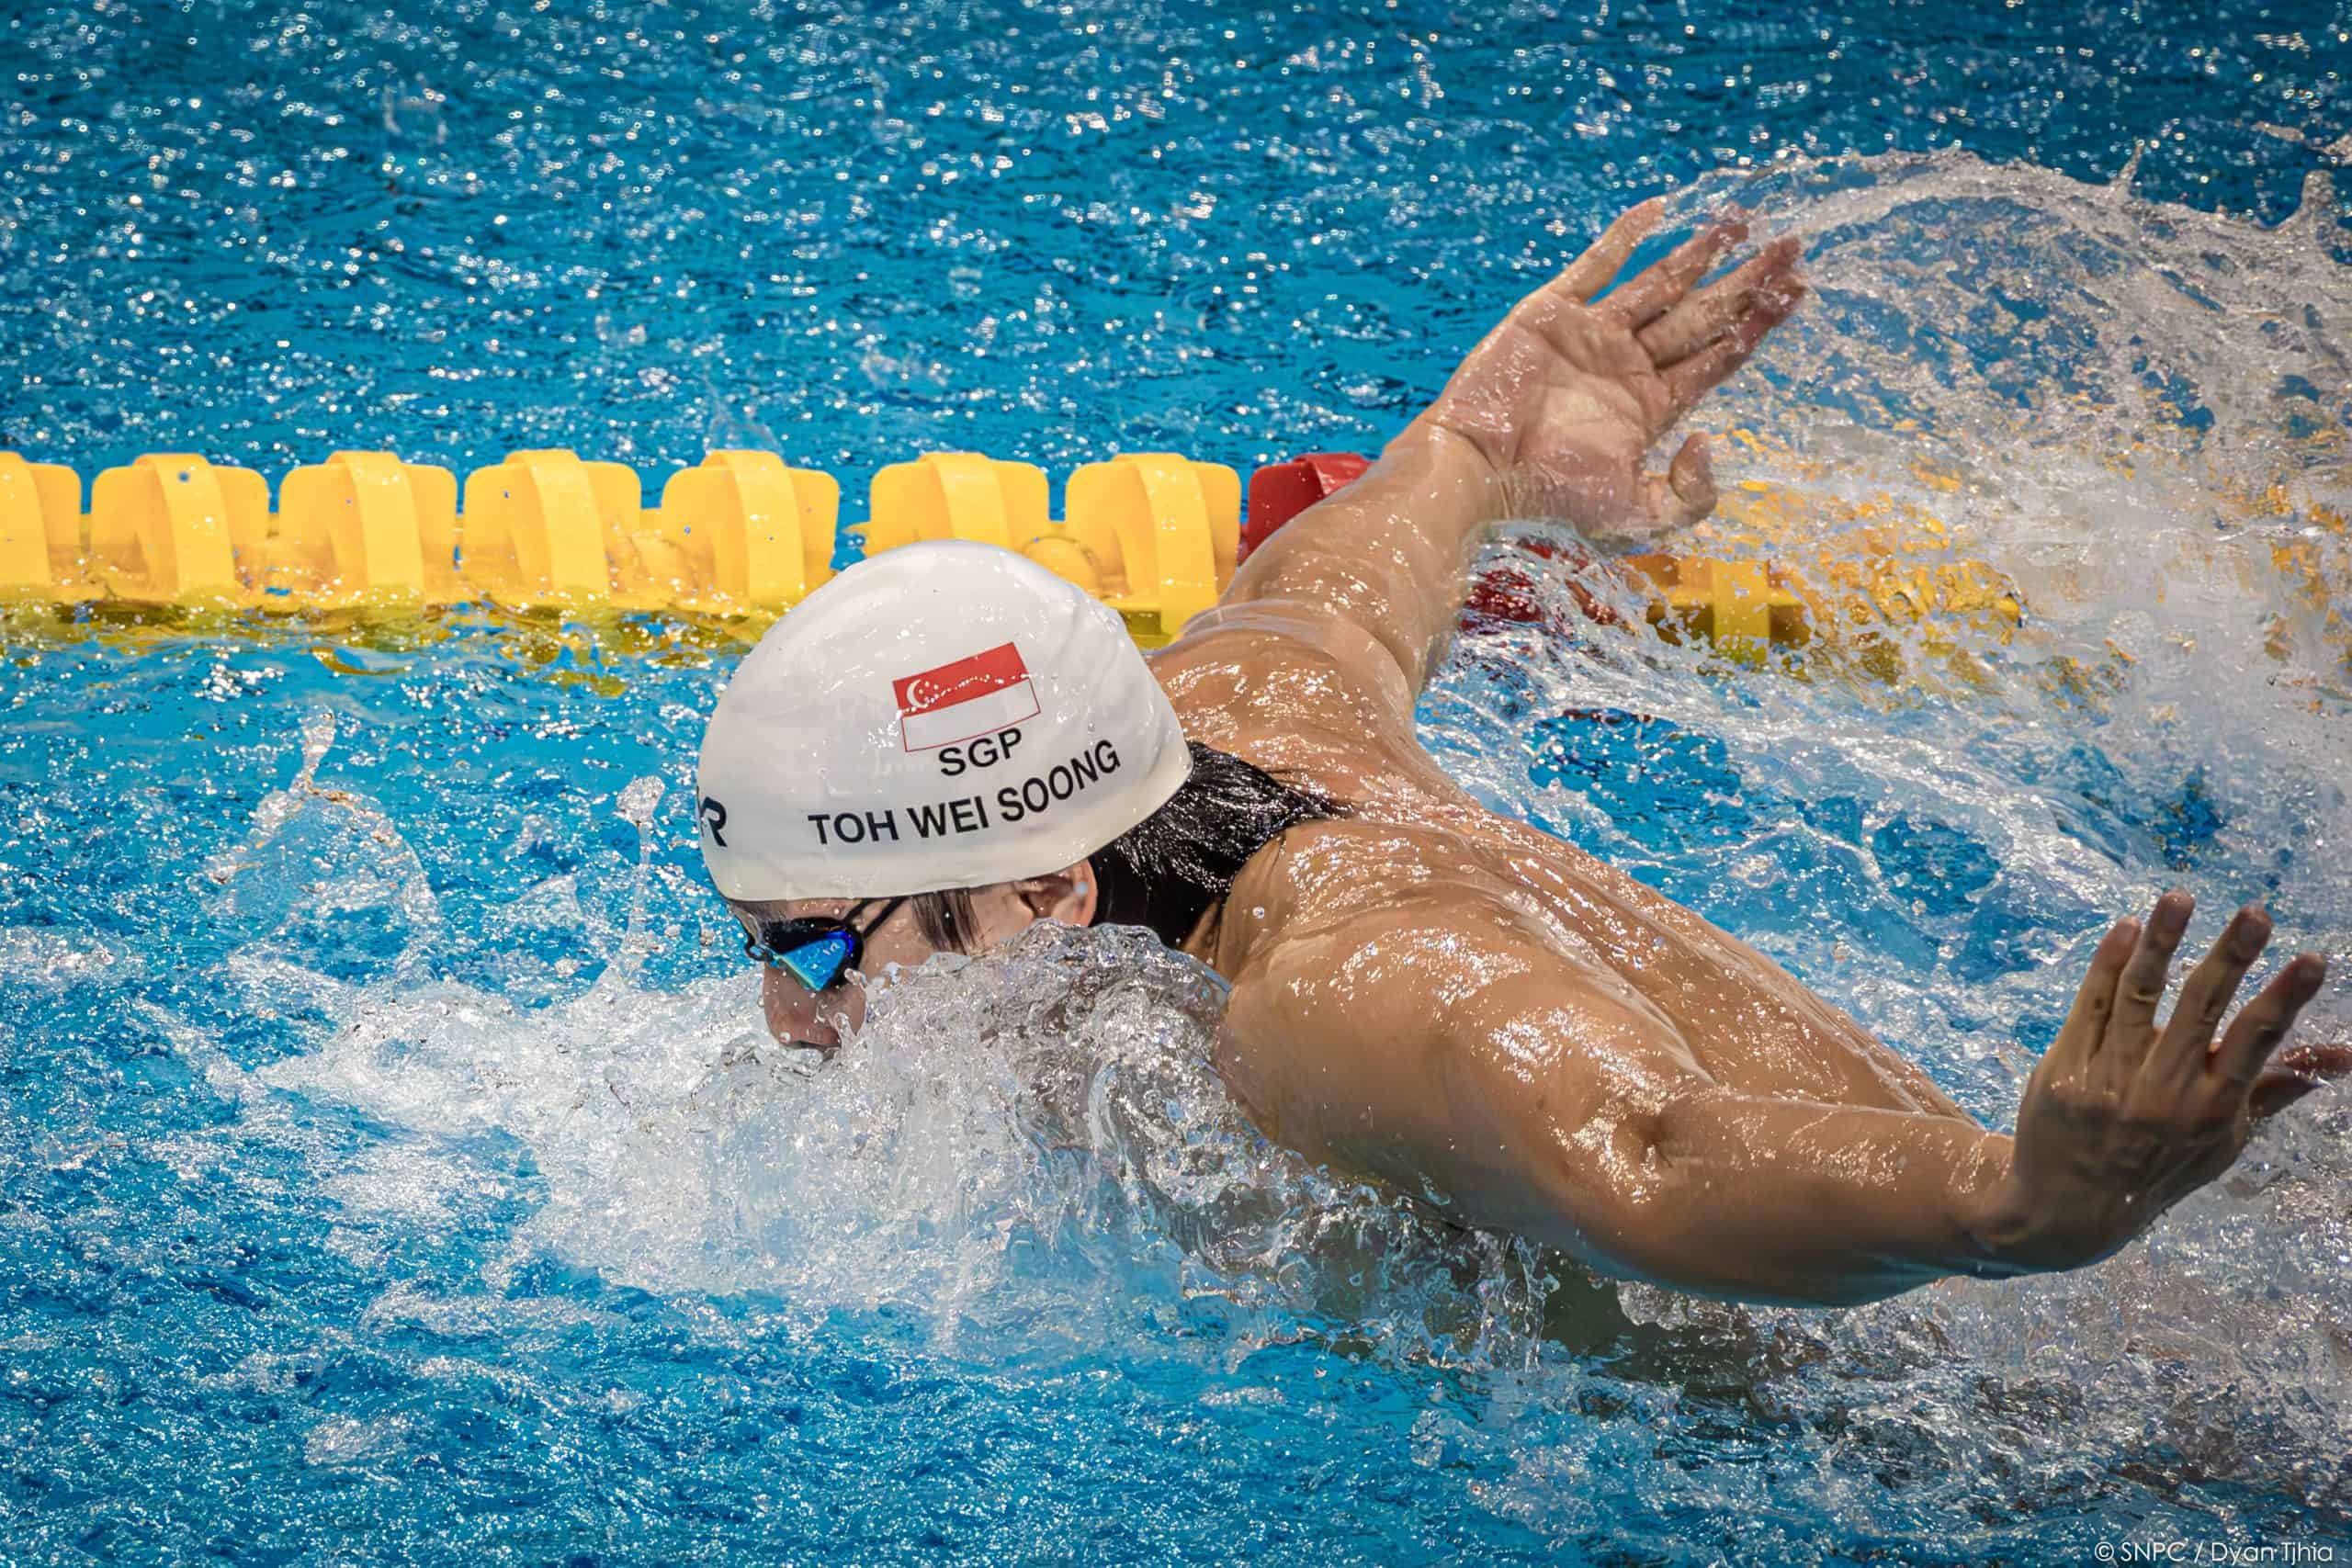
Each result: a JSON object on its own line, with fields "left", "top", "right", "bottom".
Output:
{"left": 252, "top": 914, "right": 1552, "bottom": 1364}
{"left": 202, "top": 707, "right": 445, "bottom": 975}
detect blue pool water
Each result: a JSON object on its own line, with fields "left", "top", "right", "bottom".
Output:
{"left": 6, "top": 3, "right": 2352, "bottom": 1562}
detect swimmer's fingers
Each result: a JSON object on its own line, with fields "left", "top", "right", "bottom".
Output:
{"left": 1600, "top": 216, "right": 1749, "bottom": 328}
{"left": 2142, "top": 904, "right": 2269, "bottom": 1093}
{"left": 1546, "top": 198, "right": 1665, "bottom": 303}
{"left": 2096, "top": 891, "right": 2194, "bottom": 1088}
{"left": 2247, "top": 1041, "right": 2352, "bottom": 1121}
{"left": 2209, "top": 953, "right": 2330, "bottom": 1100}
{"left": 1659, "top": 280, "right": 1804, "bottom": 423}
{"left": 1636, "top": 434, "right": 1716, "bottom": 530}
{"left": 2045, "top": 914, "right": 2139, "bottom": 1079}
{"left": 1637, "top": 238, "right": 1802, "bottom": 367}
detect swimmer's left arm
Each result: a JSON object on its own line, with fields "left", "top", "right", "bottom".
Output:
{"left": 1635, "top": 906, "right": 2346, "bottom": 1303}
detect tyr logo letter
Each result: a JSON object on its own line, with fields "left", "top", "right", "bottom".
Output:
{"left": 698, "top": 796, "right": 729, "bottom": 847}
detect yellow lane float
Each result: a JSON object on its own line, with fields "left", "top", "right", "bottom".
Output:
{"left": 649, "top": 451, "right": 841, "bottom": 616}
{"left": 1247, "top": 447, "right": 2025, "bottom": 675}
{"left": 459, "top": 448, "right": 639, "bottom": 609}
{"left": 17, "top": 439, "right": 2335, "bottom": 681}
{"left": 89, "top": 454, "right": 268, "bottom": 607}
{"left": 0, "top": 446, "right": 1256, "bottom": 650}
{"left": 267, "top": 452, "right": 460, "bottom": 610}
{"left": 1684, "top": 477, "right": 2027, "bottom": 681}
{"left": 0, "top": 441, "right": 2023, "bottom": 671}
{"left": 861, "top": 451, "right": 1238, "bottom": 646}
{"left": 1623, "top": 552, "right": 1811, "bottom": 656}
{"left": 0, "top": 452, "right": 93, "bottom": 603}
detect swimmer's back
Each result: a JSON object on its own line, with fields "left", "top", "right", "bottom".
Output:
{"left": 1150, "top": 612, "right": 1975, "bottom": 1127}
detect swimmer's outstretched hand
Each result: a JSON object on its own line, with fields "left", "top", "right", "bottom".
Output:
{"left": 1409, "top": 197, "right": 1805, "bottom": 538}
{"left": 1972, "top": 893, "right": 2342, "bottom": 1275}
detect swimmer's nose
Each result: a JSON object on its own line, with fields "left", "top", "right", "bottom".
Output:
{"left": 759, "top": 965, "right": 864, "bottom": 1054}
{"left": 760, "top": 966, "right": 833, "bottom": 1050}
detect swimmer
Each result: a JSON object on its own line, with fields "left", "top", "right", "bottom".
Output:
{"left": 695, "top": 199, "right": 2346, "bottom": 1306}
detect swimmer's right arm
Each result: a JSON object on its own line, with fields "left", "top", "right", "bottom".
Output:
{"left": 1220, "top": 198, "right": 1804, "bottom": 693}
{"left": 1219, "top": 892, "right": 2336, "bottom": 1307}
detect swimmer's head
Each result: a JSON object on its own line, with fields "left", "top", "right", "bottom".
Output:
{"left": 698, "top": 541, "right": 1193, "bottom": 906}
{"left": 695, "top": 540, "right": 1191, "bottom": 1050}
{"left": 718, "top": 744, "right": 1341, "bottom": 1049}
{"left": 718, "top": 870, "right": 1099, "bottom": 1051}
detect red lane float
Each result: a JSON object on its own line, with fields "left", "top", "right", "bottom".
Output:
{"left": 1238, "top": 450, "right": 1624, "bottom": 639}
{"left": 1240, "top": 453, "right": 1371, "bottom": 563}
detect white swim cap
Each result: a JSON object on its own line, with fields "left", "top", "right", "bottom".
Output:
{"left": 695, "top": 540, "right": 1193, "bottom": 902}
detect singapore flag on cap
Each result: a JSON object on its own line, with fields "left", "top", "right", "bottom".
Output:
{"left": 893, "top": 641, "right": 1043, "bottom": 751}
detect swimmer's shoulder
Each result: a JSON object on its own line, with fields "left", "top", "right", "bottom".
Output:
{"left": 1149, "top": 598, "right": 1417, "bottom": 732}
{"left": 1210, "top": 814, "right": 1537, "bottom": 967}
{"left": 1204, "top": 816, "right": 1701, "bottom": 1156}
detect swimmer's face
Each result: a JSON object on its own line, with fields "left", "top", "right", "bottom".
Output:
{"left": 732, "top": 897, "right": 933, "bottom": 1053}
{"left": 731, "top": 869, "right": 1097, "bottom": 1055}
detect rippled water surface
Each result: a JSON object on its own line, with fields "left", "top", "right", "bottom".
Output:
{"left": 5, "top": 2, "right": 2352, "bottom": 1562}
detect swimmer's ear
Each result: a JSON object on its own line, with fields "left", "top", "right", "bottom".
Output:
{"left": 1012, "top": 862, "right": 1099, "bottom": 928}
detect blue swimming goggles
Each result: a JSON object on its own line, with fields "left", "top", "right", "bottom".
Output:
{"left": 741, "top": 897, "right": 910, "bottom": 994}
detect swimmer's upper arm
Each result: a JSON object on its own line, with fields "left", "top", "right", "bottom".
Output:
{"left": 1157, "top": 597, "right": 1422, "bottom": 739}
{"left": 1214, "top": 894, "right": 1708, "bottom": 1269}
{"left": 1216, "top": 429, "right": 1504, "bottom": 697}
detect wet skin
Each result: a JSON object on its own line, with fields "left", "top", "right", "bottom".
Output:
{"left": 751, "top": 201, "right": 2344, "bottom": 1306}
